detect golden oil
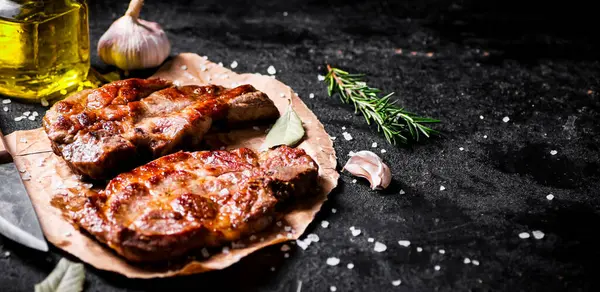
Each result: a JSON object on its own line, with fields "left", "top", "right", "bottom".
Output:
{"left": 0, "top": 0, "right": 89, "bottom": 101}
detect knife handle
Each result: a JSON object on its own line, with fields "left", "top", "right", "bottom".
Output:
{"left": 0, "top": 129, "right": 12, "bottom": 163}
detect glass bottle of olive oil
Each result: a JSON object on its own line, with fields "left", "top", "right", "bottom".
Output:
{"left": 0, "top": 0, "right": 89, "bottom": 101}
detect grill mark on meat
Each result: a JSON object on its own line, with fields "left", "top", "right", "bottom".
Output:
{"left": 43, "top": 79, "right": 280, "bottom": 180}
{"left": 55, "top": 146, "right": 318, "bottom": 262}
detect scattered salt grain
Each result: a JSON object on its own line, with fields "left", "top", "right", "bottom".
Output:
{"left": 267, "top": 66, "right": 277, "bottom": 75}
{"left": 2, "top": 107, "right": 7, "bottom": 112}
{"left": 380, "top": 149, "right": 387, "bottom": 154}
{"left": 374, "top": 242, "right": 387, "bottom": 252}
{"left": 279, "top": 93, "right": 285, "bottom": 98}
{"left": 180, "top": 65, "right": 188, "bottom": 70}
{"left": 276, "top": 221, "right": 283, "bottom": 227}
{"left": 392, "top": 280, "right": 402, "bottom": 286}
{"left": 326, "top": 257, "right": 340, "bottom": 266}
{"left": 14, "top": 116, "right": 24, "bottom": 121}
{"left": 32, "top": 111, "right": 39, "bottom": 117}
{"left": 218, "top": 62, "right": 223, "bottom": 67}
{"left": 502, "top": 116, "right": 510, "bottom": 123}
{"left": 518, "top": 232, "right": 530, "bottom": 239}
{"left": 331, "top": 208, "right": 337, "bottom": 213}
{"left": 284, "top": 226, "right": 292, "bottom": 232}
{"left": 284, "top": 253, "right": 290, "bottom": 258}
{"left": 307, "top": 233, "right": 319, "bottom": 242}
{"left": 286, "top": 233, "right": 293, "bottom": 239}
{"left": 440, "top": 185, "right": 446, "bottom": 191}
{"left": 371, "top": 142, "right": 378, "bottom": 148}
{"left": 532, "top": 230, "right": 545, "bottom": 239}
{"left": 318, "top": 75, "right": 325, "bottom": 81}
{"left": 434, "top": 265, "right": 441, "bottom": 271}
{"left": 368, "top": 238, "right": 374, "bottom": 242}
{"left": 351, "top": 179, "right": 357, "bottom": 183}
{"left": 283, "top": 11, "right": 288, "bottom": 16}
{"left": 321, "top": 221, "right": 329, "bottom": 228}
{"left": 472, "top": 260, "right": 480, "bottom": 266}
{"left": 483, "top": 135, "right": 488, "bottom": 139}
{"left": 398, "top": 240, "right": 411, "bottom": 247}
{"left": 309, "top": 93, "right": 315, "bottom": 99}
{"left": 330, "top": 136, "right": 336, "bottom": 140}
{"left": 64, "top": 231, "right": 71, "bottom": 237}
{"left": 464, "top": 258, "right": 471, "bottom": 264}
{"left": 546, "top": 194, "right": 554, "bottom": 201}
{"left": 231, "top": 241, "right": 245, "bottom": 249}
{"left": 479, "top": 115, "right": 484, "bottom": 119}
{"left": 351, "top": 229, "right": 361, "bottom": 237}
{"left": 41, "top": 98, "right": 49, "bottom": 107}
{"left": 550, "top": 150, "right": 558, "bottom": 155}
{"left": 330, "top": 286, "right": 337, "bottom": 292}
{"left": 230, "top": 61, "right": 238, "bottom": 69}
{"left": 439, "top": 249, "right": 446, "bottom": 254}
{"left": 201, "top": 248, "right": 210, "bottom": 258}
{"left": 219, "top": 189, "right": 230, "bottom": 196}
{"left": 20, "top": 138, "right": 27, "bottom": 143}
{"left": 222, "top": 246, "right": 230, "bottom": 254}
{"left": 260, "top": 237, "right": 265, "bottom": 242}
{"left": 342, "top": 132, "right": 353, "bottom": 141}
{"left": 3, "top": 251, "right": 10, "bottom": 257}
{"left": 253, "top": 126, "right": 260, "bottom": 131}
{"left": 416, "top": 247, "right": 423, "bottom": 252}
{"left": 270, "top": 267, "right": 276, "bottom": 271}
{"left": 459, "top": 147, "right": 464, "bottom": 151}
{"left": 2, "top": 99, "right": 10, "bottom": 104}
{"left": 399, "top": 189, "right": 405, "bottom": 195}
{"left": 28, "top": 116, "right": 36, "bottom": 121}
{"left": 296, "top": 239, "right": 310, "bottom": 250}
{"left": 200, "top": 65, "right": 207, "bottom": 71}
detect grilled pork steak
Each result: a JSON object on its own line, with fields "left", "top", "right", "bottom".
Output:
{"left": 58, "top": 146, "right": 318, "bottom": 262}
{"left": 43, "top": 78, "right": 280, "bottom": 180}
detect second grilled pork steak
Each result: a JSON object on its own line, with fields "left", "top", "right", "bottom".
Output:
{"left": 43, "top": 78, "right": 280, "bottom": 180}
{"left": 60, "top": 146, "right": 318, "bottom": 262}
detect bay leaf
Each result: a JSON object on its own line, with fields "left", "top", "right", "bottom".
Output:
{"left": 263, "top": 103, "right": 305, "bottom": 149}
{"left": 35, "top": 258, "right": 85, "bottom": 292}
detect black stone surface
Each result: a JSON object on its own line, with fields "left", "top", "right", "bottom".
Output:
{"left": 1, "top": 0, "right": 599, "bottom": 291}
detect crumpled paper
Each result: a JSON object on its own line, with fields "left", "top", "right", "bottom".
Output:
{"left": 5, "top": 53, "right": 338, "bottom": 278}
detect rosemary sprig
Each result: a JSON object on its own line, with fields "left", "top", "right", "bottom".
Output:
{"left": 325, "top": 65, "right": 440, "bottom": 145}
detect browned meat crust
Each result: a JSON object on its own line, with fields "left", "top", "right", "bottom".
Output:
{"left": 43, "top": 78, "right": 280, "bottom": 180}
{"left": 57, "top": 146, "right": 318, "bottom": 262}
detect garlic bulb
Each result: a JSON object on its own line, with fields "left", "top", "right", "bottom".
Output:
{"left": 343, "top": 151, "right": 391, "bottom": 190}
{"left": 98, "top": 0, "right": 171, "bottom": 70}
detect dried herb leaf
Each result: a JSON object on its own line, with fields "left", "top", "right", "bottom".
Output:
{"left": 35, "top": 258, "right": 85, "bottom": 292}
{"left": 263, "top": 103, "right": 305, "bottom": 148}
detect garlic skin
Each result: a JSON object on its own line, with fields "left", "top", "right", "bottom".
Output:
{"left": 343, "top": 151, "right": 391, "bottom": 190}
{"left": 98, "top": 0, "right": 170, "bottom": 70}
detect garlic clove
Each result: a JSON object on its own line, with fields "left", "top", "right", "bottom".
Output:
{"left": 343, "top": 151, "right": 391, "bottom": 190}
{"left": 98, "top": 0, "right": 171, "bottom": 70}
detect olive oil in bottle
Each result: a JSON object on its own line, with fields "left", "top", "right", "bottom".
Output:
{"left": 0, "top": 0, "right": 89, "bottom": 101}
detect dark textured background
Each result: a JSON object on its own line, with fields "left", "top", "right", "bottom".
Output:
{"left": 1, "top": 0, "right": 599, "bottom": 291}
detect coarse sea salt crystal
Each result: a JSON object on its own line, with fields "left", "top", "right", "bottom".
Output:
{"left": 374, "top": 242, "right": 387, "bottom": 252}
{"left": 342, "top": 132, "right": 353, "bottom": 141}
{"left": 464, "top": 258, "right": 471, "bottom": 264}
{"left": 284, "top": 226, "right": 292, "bottom": 232}
{"left": 371, "top": 142, "right": 378, "bottom": 148}
{"left": 439, "top": 249, "right": 446, "bottom": 254}
{"left": 440, "top": 185, "right": 446, "bottom": 191}
{"left": 483, "top": 135, "right": 488, "bottom": 138}
{"left": 434, "top": 265, "right": 441, "bottom": 271}
{"left": 2, "top": 107, "right": 7, "bottom": 112}
{"left": 381, "top": 149, "right": 387, "bottom": 153}
{"left": 321, "top": 221, "right": 329, "bottom": 228}
{"left": 32, "top": 111, "right": 39, "bottom": 117}
{"left": 14, "top": 116, "right": 24, "bottom": 122}
{"left": 480, "top": 115, "right": 484, "bottom": 119}
{"left": 219, "top": 189, "right": 229, "bottom": 196}
{"left": 331, "top": 208, "right": 337, "bottom": 213}
{"left": 267, "top": 65, "right": 277, "bottom": 75}
{"left": 284, "top": 253, "right": 289, "bottom": 258}
{"left": 218, "top": 62, "right": 223, "bottom": 67}
{"left": 550, "top": 150, "right": 558, "bottom": 155}
{"left": 532, "top": 230, "right": 545, "bottom": 239}
{"left": 347, "top": 263, "right": 354, "bottom": 269}
{"left": 368, "top": 238, "right": 374, "bottom": 242}
{"left": 398, "top": 240, "right": 410, "bottom": 247}
{"left": 181, "top": 65, "right": 188, "bottom": 70}
{"left": 309, "top": 93, "right": 315, "bottom": 99}
{"left": 342, "top": 126, "right": 346, "bottom": 130}
{"left": 296, "top": 239, "right": 310, "bottom": 250}
{"left": 417, "top": 247, "right": 423, "bottom": 252}
{"left": 2, "top": 99, "right": 10, "bottom": 104}
{"left": 28, "top": 116, "right": 35, "bottom": 121}
{"left": 326, "top": 257, "right": 340, "bottom": 266}
{"left": 307, "top": 233, "right": 319, "bottom": 242}
{"left": 351, "top": 179, "right": 357, "bottom": 183}
{"left": 546, "top": 194, "right": 554, "bottom": 200}
{"left": 230, "top": 61, "right": 238, "bottom": 68}
{"left": 472, "top": 260, "right": 480, "bottom": 266}
{"left": 22, "top": 172, "right": 31, "bottom": 181}
{"left": 318, "top": 75, "right": 325, "bottom": 81}
{"left": 459, "top": 147, "right": 464, "bottom": 151}
{"left": 502, "top": 116, "right": 510, "bottom": 123}
{"left": 399, "top": 189, "right": 405, "bottom": 195}
{"left": 392, "top": 280, "right": 401, "bottom": 286}
{"left": 330, "top": 286, "right": 337, "bottom": 292}
{"left": 351, "top": 229, "right": 361, "bottom": 237}
{"left": 518, "top": 232, "right": 530, "bottom": 239}
{"left": 286, "top": 233, "right": 293, "bottom": 239}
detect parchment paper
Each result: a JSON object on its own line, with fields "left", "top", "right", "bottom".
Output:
{"left": 5, "top": 53, "right": 338, "bottom": 278}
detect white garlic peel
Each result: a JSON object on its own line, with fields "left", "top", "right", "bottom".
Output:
{"left": 343, "top": 151, "right": 391, "bottom": 190}
{"left": 98, "top": 0, "right": 171, "bottom": 70}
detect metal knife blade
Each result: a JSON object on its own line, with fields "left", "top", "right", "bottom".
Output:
{"left": 0, "top": 130, "right": 48, "bottom": 252}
